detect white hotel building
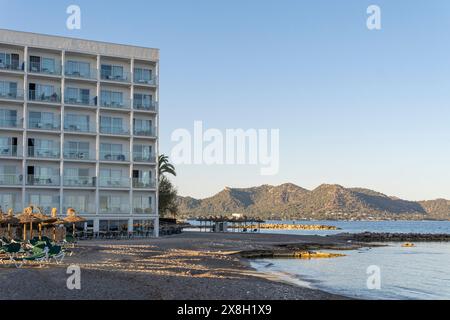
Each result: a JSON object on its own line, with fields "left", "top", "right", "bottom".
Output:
{"left": 0, "top": 29, "right": 159, "bottom": 236}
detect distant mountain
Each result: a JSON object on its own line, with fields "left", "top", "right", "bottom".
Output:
{"left": 177, "top": 183, "right": 450, "bottom": 220}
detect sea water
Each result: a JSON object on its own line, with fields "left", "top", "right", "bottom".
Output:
{"left": 250, "top": 220, "right": 450, "bottom": 300}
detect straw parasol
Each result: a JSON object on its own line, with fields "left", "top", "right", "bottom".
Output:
{"left": 42, "top": 208, "right": 65, "bottom": 241}
{"left": 63, "top": 208, "right": 86, "bottom": 238}
{"left": 1, "top": 209, "right": 20, "bottom": 239}
{"left": 16, "top": 206, "right": 42, "bottom": 241}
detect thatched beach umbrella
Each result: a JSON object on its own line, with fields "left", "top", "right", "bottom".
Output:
{"left": 64, "top": 208, "right": 86, "bottom": 238}
{"left": 42, "top": 208, "right": 65, "bottom": 241}
{"left": 16, "top": 210, "right": 42, "bottom": 241}
{"left": 1, "top": 209, "right": 19, "bottom": 239}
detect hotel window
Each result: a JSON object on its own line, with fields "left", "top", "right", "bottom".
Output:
{"left": 134, "top": 68, "right": 152, "bottom": 83}
{"left": 29, "top": 111, "right": 56, "bottom": 129}
{"left": 0, "top": 165, "right": 18, "bottom": 185}
{"left": 0, "top": 137, "right": 18, "bottom": 156}
{"left": 29, "top": 83, "right": 57, "bottom": 101}
{"left": 133, "top": 119, "right": 152, "bottom": 135}
{"left": 133, "top": 144, "right": 152, "bottom": 161}
{"left": 66, "top": 87, "right": 90, "bottom": 104}
{"left": 100, "top": 143, "right": 125, "bottom": 160}
{"left": 66, "top": 60, "right": 90, "bottom": 77}
{"left": 64, "top": 141, "right": 90, "bottom": 159}
{"left": 100, "top": 168, "right": 125, "bottom": 187}
{"left": 133, "top": 195, "right": 152, "bottom": 214}
{"left": 29, "top": 56, "right": 56, "bottom": 73}
{"left": 0, "top": 193, "right": 16, "bottom": 210}
{"left": 64, "top": 194, "right": 91, "bottom": 214}
{"left": 0, "top": 81, "right": 18, "bottom": 96}
{"left": 133, "top": 93, "right": 152, "bottom": 109}
{"left": 0, "top": 52, "right": 20, "bottom": 70}
{"left": 100, "top": 116, "right": 124, "bottom": 134}
{"left": 28, "top": 138, "right": 58, "bottom": 157}
{"left": 0, "top": 109, "right": 17, "bottom": 127}
{"left": 27, "top": 194, "right": 59, "bottom": 211}
{"left": 64, "top": 113, "right": 90, "bottom": 132}
{"left": 99, "top": 195, "right": 129, "bottom": 213}
{"left": 101, "top": 64, "right": 124, "bottom": 80}
{"left": 101, "top": 90, "right": 124, "bottom": 107}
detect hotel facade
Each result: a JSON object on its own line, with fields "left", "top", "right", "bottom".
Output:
{"left": 0, "top": 29, "right": 159, "bottom": 236}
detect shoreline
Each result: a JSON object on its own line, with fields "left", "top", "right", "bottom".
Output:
{"left": 0, "top": 232, "right": 352, "bottom": 300}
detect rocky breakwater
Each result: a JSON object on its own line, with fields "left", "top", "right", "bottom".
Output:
{"left": 254, "top": 224, "right": 340, "bottom": 231}
{"left": 342, "top": 232, "right": 450, "bottom": 242}
{"left": 239, "top": 249, "right": 345, "bottom": 259}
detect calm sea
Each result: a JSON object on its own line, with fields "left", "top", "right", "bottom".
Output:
{"left": 249, "top": 220, "right": 450, "bottom": 300}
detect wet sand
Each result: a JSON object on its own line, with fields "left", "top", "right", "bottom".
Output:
{"left": 0, "top": 232, "right": 352, "bottom": 300}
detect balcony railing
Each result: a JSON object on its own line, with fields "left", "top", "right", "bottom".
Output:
{"left": 101, "top": 71, "right": 130, "bottom": 83}
{"left": 65, "top": 69, "right": 97, "bottom": 80}
{"left": 99, "top": 151, "right": 130, "bottom": 162}
{"left": 0, "top": 173, "right": 22, "bottom": 185}
{"left": 133, "top": 128, "right": 156, "bottom": 137}
{"left": 133, "top": 153, "right": 156, "bottom": 163}
{"left": 0, "top": 62, "right": 24, "bottom": 72}
{"left": 29, "top": 63, "right": 62, "bottom": 76}
{"left": 28, "top": 146, "right": 60, "bottom": 159}
{"left": 99, "top": 177, "right": 130, "bottom": 188}
{"left": 133, "top": 100, "right": 158, "bottom": 112}
{"left": 133, "top": 76, "right": 157, "bottom": 86}
{"left": 28, "top": 90, "right": 61, "bottom": 103}
{"left": 63, "top": 205, "right": 96, "bottom": 215}
{"left": 64, "top": 123, "right": 95, "bottom": 133}
{"left": 133, "top": 207, "right": 153, "bottom": 214}
{"left": 64, "top": 96, "right": 97, "bottom": 107}
{"left": 63, "top": 176, "right": 96, "bottom": 187}
{"left": 28, "top": 120, "right": 60, "bottom": 131}
{"left": 0, "top": 88, "right": 24, "bottom": 101}
{"left": 100, "top": 126, "right": 130, "bottom": 135}
{"left": 99, "top": 206, "right": 130, "bottom": 214}
{"left": 63, "top": 149, "right": 93, "bottom": 161}
{"left": 0, "top": 118, "right": 21, "bottom": 128}
{"left": 100, "top": 98, "right": 131, "bottom": 110}
{"left": 132, "top": 178, "right": 156, "bottom": 189}
{"left": 0, "top": 145, "right": 19, "bottom": 157}
{"left": 27, "top": 175, "right": 60, "bottom": 186}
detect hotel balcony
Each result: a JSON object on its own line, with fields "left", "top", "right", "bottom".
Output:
{"left": 99, "top": 206, "right": 130, "bottom": 215}
{"left": 133, "top": 100, "right": 157, "bottom": 112}
{"left": 100, "top": 98, "right": 131, "bottom": 110}
{"left": 63, "top": 205, "right": 96, "bottom": 215}
{"left": 28, "top": 59, "right": 62, "bottom": 76}
{"left": 27, "top": 146, "right": 60, "bottom": 159}
{"left": 0, "top": 145, "right": 20, "bottom": 157}
{"left": 133, "top": 152, "right": 156, "bottom": 163}
{"left": 100, "top": 70, "right": 130, "bottom": 83}
{"left": 99, "top": 177, "right": 130, "bottom": 188}
{"left": 0, "top": 117, "right": 21, "bottom": 129}
{"left": 133, "top": 207, "right": 153, "bottom": 215}
{"left": 65, "top": 68, "right": 98, "bottom": 81}
{"left": 132, "top": 178, "right": 156, "bottom": 189}
{"left": 0, "top": 61, "right": 24, "bottom": 72}
{"left": 0, "top": 174, "right": 22, "bottom": 186}
{"left": 133, "top": 127, "right": 156, "bottom": 137}
{"left": 28, "top": 90, "right": 61, "bottom": 103}
{"left": 99, "top": 150, "right": 130, "bottom": 162}
{"left": 0, "top": 88, "right": 24, "bottom": 101}
{"left": 64, "top": 96, "right": 97, "bottom": 107}
{"left": 99, "top": 125, "right": 130, "bottom": 136}
{"left": 63, "top": 149, "right": 94, "bottom": 161}
{"left": 28, "top": 119, "right": 60, "bottom": 131}
{"left": 64, "top": 122, "right": 95, "bottom": 134}
{"left": 26, "top": 174, "right": 60, "bottom": 187}
{"left": 63, "top": 176, "right": 96, "bottom": 187}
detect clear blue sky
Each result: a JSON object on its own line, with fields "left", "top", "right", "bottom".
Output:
{"left": 1, "top": 0, "right": 450, "bottom": 200}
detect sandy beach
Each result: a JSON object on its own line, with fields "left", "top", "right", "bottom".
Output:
{"left": 0, "top": 232, "right": 354, "bottom": 300}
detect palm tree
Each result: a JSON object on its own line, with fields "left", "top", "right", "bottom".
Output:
{"left": 158, "top": 154, "right": 176, "bottom": 178}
